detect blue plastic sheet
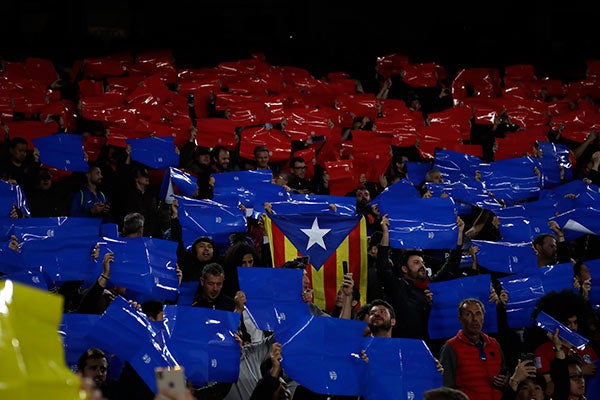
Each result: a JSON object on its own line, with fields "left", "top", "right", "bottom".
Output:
{"left": 535, "top": 311, "right": 589, "bottom": 350}
{"left": 238, "top": 267, "right": 310, "bottom": 332}
{"left": 428, "top": 274, "right": 498, "bottom": 339}
{"left": 364, "top": 337, "right": 443, "bottom": 400}
{"left": 57, "top": 313, "right": 126, "bottom": 380}
{"left": 159, "top": 167, "right": 199, "bottom": 203}
{"left": 162, "top": 305, "right": 241, "bottom": 386}
{"left": 277, "top": 316, "right": 370, "bottom": 396}
{"left": 478, "top": 157, "right": 541, "bottom": 206}
{"left": 433, "top": 148, "right": 482, "bottom": 182}
{"left": 370, "top": 178, "right": 421, "bottom": 206}
{"left": 377, "top": 197, "right": 458, "bottom": 250}
{"left": 32, "top": 133, "right": 89, "bottom": 172}
{"left": 405, "top": 161, "right": 432, "bottom": 186}
{"left": 87, "top": 297, "right": 179, "bottom": 393}
{"left": 471, "top": 239, "right": 538, "bottom": 275}
{"left": 126, "top": 136, "right": 179, "bottom": 169}
{"left": 174, "top": 195, "right": 247, "bottom": 249}
{"left": 13, "top": 217, "right": 101, "bottom": 283}
{"left": 425, "top": 180, "right": 503, "bottom": 213}
{"left": 498, "top": 262, "right": 575, "bottom": 328}
{"left": 0, "top": 179, "right": 30, "bottom": 217}
{"left": 97, "top": 236, "right": 179, "bottom": 302}
{"left": 551, "top": 207, "right": 600, "bottom": 238}
{"left": 0, "top": 267, "right": 52, "bottom": 291}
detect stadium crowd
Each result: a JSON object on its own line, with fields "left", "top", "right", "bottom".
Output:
{"left": 1, "top": 48, "right": 599, "bottom": 400}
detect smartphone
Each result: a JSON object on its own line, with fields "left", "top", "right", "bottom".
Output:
{"left": 187, "top": 93, "right": 195, "bottom": 103}
{"left": 342, "top": 261, "right": 348, "bottom": 275}
{"left": 311, "top": 135, "right": 326, "bottom": 142}
{"left": 520, "top": 352, "right": 535, "bottom": 365}
{"left": 155, "top": 366, "right": 186, "bottom": 398}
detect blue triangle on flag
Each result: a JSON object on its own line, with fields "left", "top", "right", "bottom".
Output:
{"left": 269, "top": 213, "right": 361, "bottom": 269}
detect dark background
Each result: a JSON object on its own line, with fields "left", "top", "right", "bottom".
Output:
{"left": 2, "top": 1, "right": 598, "bottom": 86}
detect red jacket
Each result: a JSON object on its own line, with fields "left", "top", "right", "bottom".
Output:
{"left": 442, "top": 330, "right": 504, "bottom": 400}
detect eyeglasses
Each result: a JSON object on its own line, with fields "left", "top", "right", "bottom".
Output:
{"left": 569, "top": 374, "right": 584, "bottom": 380}
{"left": 293, "top": 166, "right": 307, "bottom": 170}
{"left": 475, "top": 342, "right": 487, "bottom": 361}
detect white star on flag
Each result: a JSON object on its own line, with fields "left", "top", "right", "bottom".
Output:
{"left": 301, "top": 217, "right": 331, "bottom": 250}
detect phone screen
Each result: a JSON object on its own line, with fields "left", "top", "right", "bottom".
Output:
{"left": 342, "top": 261, "right": 348, "bottom": 275}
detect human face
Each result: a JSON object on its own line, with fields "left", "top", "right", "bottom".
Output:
{"left": 201, "top": 273, "right": 224, "bottom": 300}
{"left": 82, "top": 358, "right": 108, "bottom": 387}
{"left": 402, "top": 255, "right": 427, "bottom": 281}
{"left": 568, "top": 364, "right": 585, "bottom": 398}
{"left": 428, "top": 171, "right": 443, "bottom": 183}
{"left": 88, "top": 167, "right": 103, "bottom": 185}
{"left": 536, "top": 236, "right": 557, "bottom": 262}
{"left": 458, "top": 301, "right": 485, "bottom": 340}
{"left": 194, "top": 241, "right": 214, "bottom": 262}
{"left": 565, "top": 315, "right": 578, "bottom": 331}
{"left": 292, "top": 162, "right": 307, "bottom": 179}
{"left": 197, "top": 153, "right": 211, "bottom": 166}
{"left": 9, "top": 143, "right": 28, "bottom": 164}
{"left": 356, "top": 189, "right": 371, "bottom": 205}
{"left": 217, "top": 149, "right": 230, "bottom": 170}
{"left": 516, "top": 378, "right": 544, "bottom": 400}
{"left": 241, "top": 253, "right": 254, "bottom": 267}
{"left": 255, "top": 150, "right": 270, "bottom": 169}
{"left": 368, "top": 304, "right": 394, "bottom": 336}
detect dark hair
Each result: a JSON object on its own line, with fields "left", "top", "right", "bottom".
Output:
{"left": 192, "top": 236, "right": 217, "bottom": 256}
{"left": 141, "top": 300, "right": 164, "bottom": 320}
{"left": 458, "top": 298, "right": 485, "bottom": 316}
{"left": 201, "top": 262, "right": 225, "bottom": 279}
{"left": 210, "top": 145, "right": 229, "bottom": 160}
{"left": 354, "top": 303, "right": 371, "bottom": 322}
{"left": 290, "top": 156, "right": 305, "bottom": 167}
{"left": 253, "top": 145, "right": 269, "bottom": 157}
{"left": 532, "top": 233, "right": 556, "bottom": 247}
{"left": 531, "top": 289, "right": 585, "bottom": 325}
{"left": 8, "top": 136, "right": 28, "bottom": 149}
{"left": 123, "top": 212, "right": 144, "bottom": 235}
{"left": 77, "top": 348, "right": 107, "bottom": 373}
{"left": 370, "top": 298, "right": 395, "bottom": 319}
{"left": 516, "top": 373, "right": 547, "bottom": 394}
{"left": 368, "top": 231, "right": 383, "bottom": 249}
{"left": 399, "top": 249, "right": 424, "bottom": 268}
{"left": 423, "top": 387, "right": 470, "bottom": 400}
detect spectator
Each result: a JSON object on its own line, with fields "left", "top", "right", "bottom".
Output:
{"left": 210, "top": 145, "right": 232, "bottom": 173}
{"left": 353, "top": 185, "right": 382, "bottom": 235}
{"left": 528, "top": 289, "right": 598, "bottom": 397}
{"left": 119, "top": 165, "right": 161, "bottom": 237}
{"left": 169, "top": 199, "right": 222, "bottom": 282}
{"left": 287, "top": 156, "right": 329, "bottom": 195}
{"left": 69, "top": 162, "right": 111, "bottom": 221}
{"left": 25, "top": 167, "right": 71, "bottom": 217}
{"left": 191, "top": 262, "right": 244, "bottom": 312}
{"left": 76, "top": 348, "right": 120, "bottom": 400}
{"left": 423, "top": 387, "right": 470, "bottom": 400}
{"left": 439, "top": 298, "right": 508, "bottom": 400}
{"left": 0, "top": 136, "right": 38, "bottom": 188}
{"left": 376, "top": 214, "right": 465, "bottom": 340}
{"left": 178, "top": 126, "right": 211, "bottom": 177}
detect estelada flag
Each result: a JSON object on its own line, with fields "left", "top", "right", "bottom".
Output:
{"left": 263, "top": 212, "right": 367, "bottom": 313}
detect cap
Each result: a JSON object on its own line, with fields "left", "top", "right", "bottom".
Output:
{"left": 193, "top": 146, "right": 211, "bottom": 157}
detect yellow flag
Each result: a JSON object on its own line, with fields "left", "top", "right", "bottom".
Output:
{"left": 0, "top": 280, "right": 82, "bottom": 399}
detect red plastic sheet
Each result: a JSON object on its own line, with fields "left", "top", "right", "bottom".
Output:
{"left": 194, "top": 118, "right": 238, "bottom": 150}
{"left": 238, "top": 126, "right": 292, "bottom": 163}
